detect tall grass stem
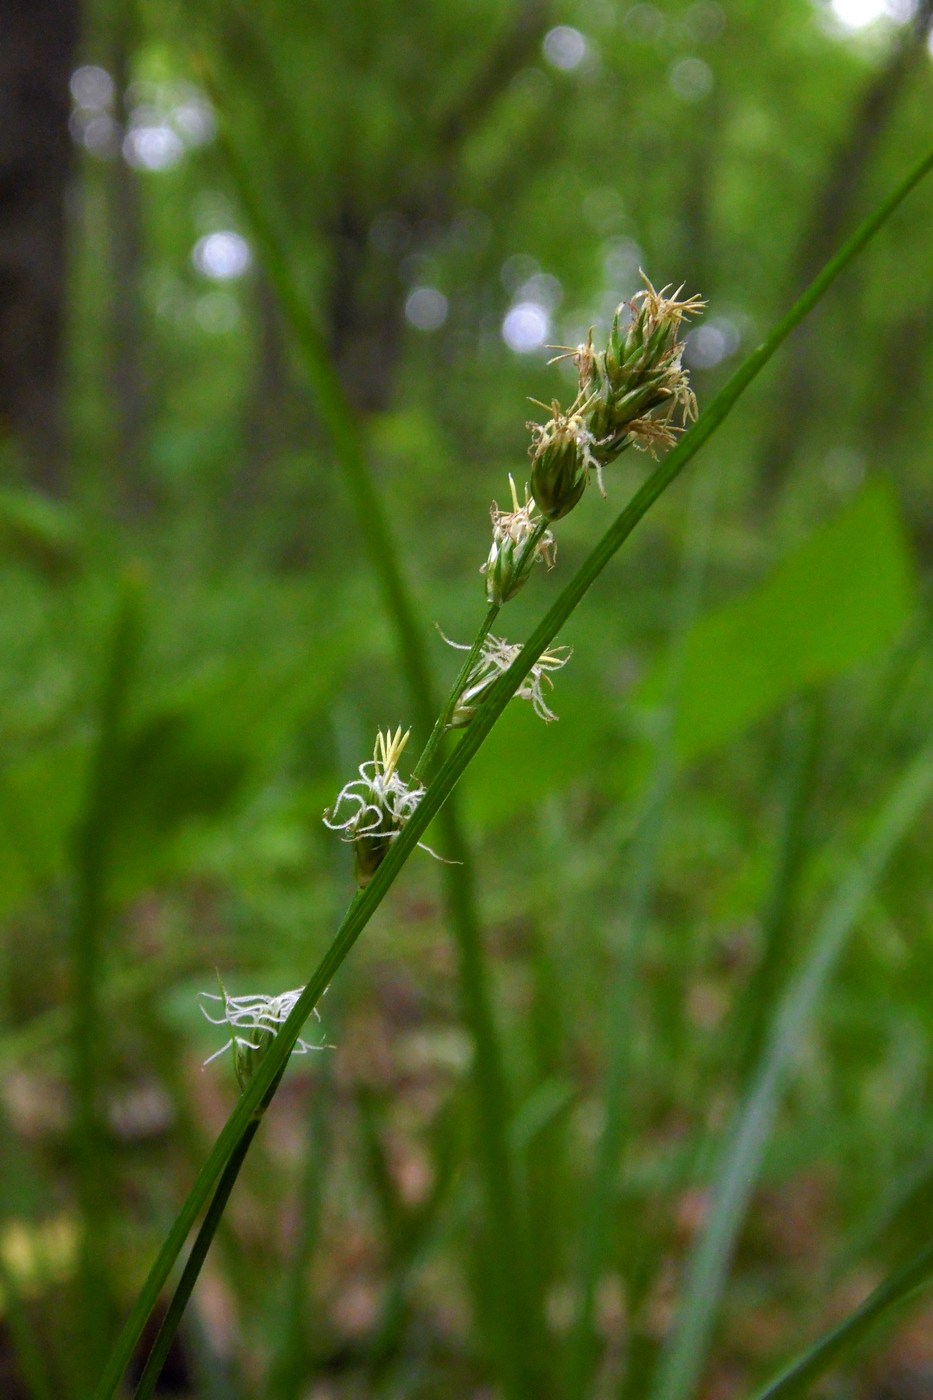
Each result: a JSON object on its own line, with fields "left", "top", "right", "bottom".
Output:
{"left": 132, "top": 1122, "right": 261, "bottom": 1400}
{"left": 749, "top": 1239, "right": 933, "bottom": 1399}
{"left": 736, "top": 697, "right": 821, "bottom": 1080}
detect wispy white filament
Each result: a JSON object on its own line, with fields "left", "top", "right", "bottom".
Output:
{"left": 198, "top": 986, "right": 323, "bottom": 1066}
{"left": 323, "top": 727, "right": 424, "bottom": 844}
{"left": 445, "top": 632, "right": 572, "bottom": 723}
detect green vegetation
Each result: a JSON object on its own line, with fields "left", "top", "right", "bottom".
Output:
{"left": 3, "top": 3, "right": 933, "bottom": 1397}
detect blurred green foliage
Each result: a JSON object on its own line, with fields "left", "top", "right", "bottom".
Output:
{"left": 3, "top": 0, "right": 933, "bottom": 1396}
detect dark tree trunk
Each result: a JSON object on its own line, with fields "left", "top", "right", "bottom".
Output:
{"left": 106, "top": 2, "right": 152, "bottom": 516}
{"left": 0, "top": 0, "right": 82, "bottom": 494}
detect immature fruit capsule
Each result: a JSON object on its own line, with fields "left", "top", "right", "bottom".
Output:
{"left": 528, "top": 401, "right": 591, "bottom": 520}
{"left": 480, "top": 476, "right": 556, "bottom": 605}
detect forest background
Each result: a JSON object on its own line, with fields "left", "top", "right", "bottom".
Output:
{"left": 3, "top": 0, "right": 933, "bottom": 1397}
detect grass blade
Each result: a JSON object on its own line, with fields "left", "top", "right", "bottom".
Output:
{"left": 132, "top": 1124, "right": 261, "bottom": 1400}
{"left": 749, "top": 1239, "right": 933, "bottom": 1400}
{"left": 650, "top": 744, "right": 933, "bottom": 1400}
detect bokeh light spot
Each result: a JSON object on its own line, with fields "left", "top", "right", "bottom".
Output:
{"left": 405, "top": 287, "right": 449, "bottom": 331}
{"left": 829, "top": 0, "right": 907, "bottom": 26}
{"left": 500, "top": 254, "right": 540, "bottom": 294}
{"left": 70, "top": 65, "right": 114, "bottom": 111}
{"left": 69, "top": 111, "right": 120, "bottom": 159}
{"left": 543, "top": 25, "right": 588, "bottom": 70}
{"left": 172, "top": 94, "right": 216, "bottom": 146}
{"left": 516, "top": 273, "right": 563, "bottom": 312}
{"left": 123, "top": 125, "right": 184, "bottom": 172}
{"left": 683, "top": 316, "right": 741, "bottom": 369}
{"left": 624, "top": 4, "right": 666, "bottom": 41}
{"left": 602, "top": 237, "right": 644, "bottom": 288}
{"left": 502, "top": 302, "right": 551, "bottom": 353}
{"left": 669, "top": 56, "right": 714, "bottom": 102}
{"left": 192, "top": 232, "right": 252, "bottom": 281}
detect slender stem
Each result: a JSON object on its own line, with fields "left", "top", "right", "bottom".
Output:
{"left": 95, "top": 141, "right": 933, "bottom": 1400}
{"left": 200, "top": 65, "right": 431, "bottom": 715}
{"left": 749, "top": 1240, "right": 933, "bottom": 1400}
{"left": 435, "top": 808, "right": 542, "bottom": 1397}
{"left": 133, "top": 1121, "right": 262, "bottom": 1400}
{"left": 735, "top": 696, "right": 821, "bottom": 1081}
{"left": 413, "top": 513, "right": 551, "bottom": 781}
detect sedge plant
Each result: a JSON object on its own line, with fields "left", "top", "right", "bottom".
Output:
{"left": 94, "top": 143, "right": 933, "bottom": 1400}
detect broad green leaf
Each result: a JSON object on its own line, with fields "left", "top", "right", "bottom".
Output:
{"left": 636, "top": 481, "right": 916, "bottom": 762}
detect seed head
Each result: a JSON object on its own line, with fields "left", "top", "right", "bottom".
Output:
{"left": 581, "top": 274, "right": 703, "bottom": 461}
{"left": 532, "top": 272, "right": 704, "bottom": 509}
{"left": 528, "top": 397, "right": 601, "bottom": 519}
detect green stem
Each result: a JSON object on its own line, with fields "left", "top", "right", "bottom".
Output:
{"left": 413, "top": 512, "right": 551, "bottom": 781}
{"left": 133, "top": 1121, "right": 261, "bottom": 1400}
{"left": 95, "top": 141, "right": 933, "bottom": 1400}
{"left": 435, "top": 810, "right": 541, "bottom": 1395}
{"left": 202, "top": 66, "right": 431, "bottom": 712}
{"left": 749, "top": 1239, "right": 933, "bottom": 1400}
{"left": 736, "top": 696, "right": 821, "bottom": 1082}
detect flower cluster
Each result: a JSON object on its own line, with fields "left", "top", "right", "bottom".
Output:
{"left": 323, "top": 726, "right": 426, "bottom": 887}
{"left": 444, "top": 632, "right": 572, "bottom": 726}
{"left": 529, "top": 274, "right": 704, "bottom": 520}
{"left": 199, "top": 983, "right": 324, "bottom": 1093}
{"left": 481, "top": 475, "right": 556, "bottom": 606}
